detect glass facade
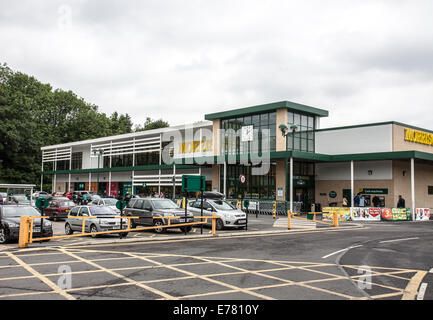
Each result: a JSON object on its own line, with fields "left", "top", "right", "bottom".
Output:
{"left": 286, "top": 112, "right": 315, "bottom": 152}
{"left": 221, "top": 111, "right": 276, "bottom": 155}
{"left": 221, "top": 164, "right": 276, "bottom": 199}
{"left": 71, "top": 152, "right": 82, "bottom": 170}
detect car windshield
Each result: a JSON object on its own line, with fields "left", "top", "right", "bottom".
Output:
{"left": 13, "top": 196, "right": 30, "bottom": 203}
{"left": 89, "top": 206, "right": 116, "bottom": 216}
{"left": 103, "top": 199, "right": 117, "bottom": 206}
{"left": 151, "top": 199, "right": 179, "bottom": 209}
{"left": 2, "top": 206, "right": 41, "bottom": 217}
{"left": 211, "top": 200, "right": 236, "bottom": 210}
{"left": 60, "top": 201, "right": 75, "bottom": 207}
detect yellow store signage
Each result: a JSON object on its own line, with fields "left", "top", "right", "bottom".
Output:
{"left": 404, "top": 128, "right": 433, "bottom": 146}
{"left": 178, "top": 139, "right": 213, "bottom": 154}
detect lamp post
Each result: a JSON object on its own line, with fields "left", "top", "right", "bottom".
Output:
{"left": 92, "top": 148, "right": 104, "bottom": 195}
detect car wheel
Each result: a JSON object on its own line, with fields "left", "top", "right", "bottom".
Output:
{"left": 119, "top": 232, "right": 129, "bottom": 238}
{"left": 65, "top": 223, "right": 74, "bottom": 235}
{"left": 90, "top": 224, "right": 98, "bottom": 238}
{"left": 0, "top": 227, "right": 10, "bottom": 244}
{"left": 216, "top": 219, "right": 224, "bottom": 230}
{"left": 153, "top": 220, "right": 165, "bottom": 233}
{"left": 181, "top": 226, "right": 192, "bottom": 233}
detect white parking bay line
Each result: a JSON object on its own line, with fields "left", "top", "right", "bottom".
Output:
{"left": 430, "top": 268, "right": 433, "bottom": 273}
{"left": 322, "top": 245, "right": 363, "bottom": 259}
{"left": 379, "top": 237, "right": 419, "bottom": 244}
{"left": 417, "top": 283, "right": 428, "bottom": 300}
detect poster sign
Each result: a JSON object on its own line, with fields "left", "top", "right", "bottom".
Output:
{"left": 415, "top": 208, "right": 430, "bottom": 221}
{"left": 381, "top": 208, "right": 411, "bottom": 221}
{"left": 322, "top": 207, "right": 351, "bottom": 221}
{"left": 351, "top": 207, "right": 381, "bottom": 221}
{"left": 277, "top": 188, "right": 283, "bottom": 197}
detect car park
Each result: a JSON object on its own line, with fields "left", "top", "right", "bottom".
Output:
{"left": 0, "top": 205, "right": 53, "bottom": 244}
{"left": 90, "top": 197, "right": 121, "bottom": 214}
{"left": 188, "top": 199, "right": 247, "bottom": 230}
{"left": 124, "top": 198, "right": 194, "bottom": 233}
{"left": 44, "top": 199, "right": 76, "bottom": 221}
{"left": 65, "top": 205, "right": 128, "bottom": 238}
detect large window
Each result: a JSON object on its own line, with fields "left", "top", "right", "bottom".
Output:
{"left": 71, "top": 152, "right": 82, "bottom": 170}
{"left": 220, "top": 163, "right": 276, "bottom": 200}
{"left": 112, "top": 154, "right": 133, "bottom": 167}
{"left": 286, "top": 112, "right": 315, "bottom": 152}
{"left": 221, "top": 111, "right": 276, "bottom": 155}
{"left": 56, "top": 160, "right": 70, "bottom": 170}
{"left": 135, "top": 152, "right": 160, "bottom": 166}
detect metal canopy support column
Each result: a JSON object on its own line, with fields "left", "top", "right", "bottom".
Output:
{"left": 351, "top": 160, "right": 354, "bottom": 208}
{"left": 290, "top": 157, "right": 293, "bottom": 213}
{"left": 158, "top": 133, "right": 162, "bottom": 194}
{"left": 53, "top": 149, "right": 57, "bottom": 193}
{"left": 173, "top": 162, "right": 176, "bottom": 199}
{"left": 108, "top": 171, "right": 112, "bottom": 197}
{"left": 89, "top": 172, "right": 92, "bottom": 191}
{"left": 108, "top": 141, "right": 112, "bottom": 196}
{"left": 411, "top": 158, "right": 415, "bottom": 221}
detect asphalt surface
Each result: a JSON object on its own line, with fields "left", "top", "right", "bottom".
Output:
{"left": 0, "top": 218, "right": 432, "bottom": 300}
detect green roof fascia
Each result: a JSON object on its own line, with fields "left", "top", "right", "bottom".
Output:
{"left": 41, "top": 164, "right": 201, "bottom": 175}
{"left": 204, "top": 101, "right": 329, "bottom": 120}
{"left": 316, "top": 121, "right": 433, "bottom": 135}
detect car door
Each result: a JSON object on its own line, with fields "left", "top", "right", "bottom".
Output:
{"left": 79, "top": 207, "right": 91, "bottom": 232}
{"left": 68, "top": 207, "right": 80, "bottom": 231}
{"left": 130, "top": 199, "right": 144, "bottom": 224}
{"left": 142, "top": 200, "right": 154, "bottom": 226}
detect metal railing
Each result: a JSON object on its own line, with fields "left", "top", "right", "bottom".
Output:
{"left": 18, "top": 213, "right": 221, "bottom": 248}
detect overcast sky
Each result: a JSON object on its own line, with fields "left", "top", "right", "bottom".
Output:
{"left": 1, "top": 0, "right": 433, "bottom": 129}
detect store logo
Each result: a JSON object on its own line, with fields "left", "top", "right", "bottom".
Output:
{"left": 404, "top": 128, "right": 433, "bottom": 146}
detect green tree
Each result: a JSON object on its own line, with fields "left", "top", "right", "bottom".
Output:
{"left": 134, "top": 117, "right": 169, "bottom": 132}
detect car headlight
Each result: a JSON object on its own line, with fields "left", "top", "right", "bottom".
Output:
{"left": 43, "top": 220, "right": 52, "bottom": 226}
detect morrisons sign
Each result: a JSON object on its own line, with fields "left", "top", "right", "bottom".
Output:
{"left": 404, "top": 128, "right": 433, "bottom": 147}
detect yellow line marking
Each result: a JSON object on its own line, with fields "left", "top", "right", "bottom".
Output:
{"left": 371, "top": 292, "right": 404, "bottom": 299}
{"left": 57, "top": 248, "right": 176, "bottom": 300}
{"left": 123, "top": 252, "right": 276, "bottom": 300}
{"left": 402, "top": 271, "right": 428, "bottom": 300}
{"left": 5, "top": 252, "right": 75, "bottom": 300}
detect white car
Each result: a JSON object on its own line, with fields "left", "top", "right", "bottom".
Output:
{"left": 90, "top": 197, "right": 121, "bottom": 214}
{"left": 188, "top": 199, "right": 247, "bottom": 230}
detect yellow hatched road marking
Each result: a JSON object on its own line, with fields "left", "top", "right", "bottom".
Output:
{"left": 402, "top": 271, "right": 428, "bottom": 300}
{"left": 123, "top": 251, "right": 276, "bottom": 300}
{"left": 56, "top": 248, "right": 176, "bottom": 300}
{"left": 5, "top": 252, "right": 75, "bottom": 300}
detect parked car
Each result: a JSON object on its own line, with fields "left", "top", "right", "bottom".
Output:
{"left": 32, "top": 191, "right": 50, "bottom": 199}
{"left": 124, "top": 198, "right": 194, "bottom": 233}
{"left": 188, "top": 199, "right": 247, "bottom": 230}
{"left": 90, "top": 197, "right": 120, "bottom": 214}
{"left": 0, "top": 205, "right": 53, "bottom": 244}
{"left": 65, "top": 205, "right": 128, "bottom": 238}
{"left": 44, "top": 199, "right": 76, "bottom": 221}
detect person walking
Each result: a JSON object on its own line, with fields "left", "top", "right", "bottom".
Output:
{"left": 342, "top": 195, "right": 348, "bottom": 207}
{"left": 354, "top": 193, "right": 360, "bottom": 207}
{"left": 359, "top": 194, "right": 365, "bottom": 207}
{"left": 372, "top": 195, "right": 380, "bottom": 207}
{"left": 397, "top": 195, "right": 406, "bottom": 208}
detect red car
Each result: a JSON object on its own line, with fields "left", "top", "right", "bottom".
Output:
{"left": 44, "top": 199, "right": 76, "bottom": 221}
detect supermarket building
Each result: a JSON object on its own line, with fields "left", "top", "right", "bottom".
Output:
{"left": 41, "top": 100, "right": 433, "bottom": 213}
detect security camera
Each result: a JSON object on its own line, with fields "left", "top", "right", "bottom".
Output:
{"left": 279, "top": 123, "right": 288, "bottom": 136}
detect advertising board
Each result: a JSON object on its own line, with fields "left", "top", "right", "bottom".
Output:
{"left": 415, "top": 208, "right": 431, "bottom": 221}
{"left": 381, "top": 208, "right": 411, "bottom": 221}
{"left": 322, "top": 207, "right": 351, "bottom": 221}
{"left": 350, "top": 207, "right": 381, "bottom": 221}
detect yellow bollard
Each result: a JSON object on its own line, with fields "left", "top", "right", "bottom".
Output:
{"left": 272, "top": 201, "right": 276, "bottom": 219}
{"left": 287, "top": 210, "right": 291, "bottom": 230}
{"left": 182, "top": 197, "right": 186, "bottom": 209}
{"left": 212, "top": 213, "right": 216, "bottom": 236}
{"left": 333, "top": 211, "right": 339, "bottom": 227}
{"left": 18, "top": 216, "right": 30, "bottom": 248}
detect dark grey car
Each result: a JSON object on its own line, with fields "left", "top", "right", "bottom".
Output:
{"left": 0, "top": 205, "right": 53, "bottom": 244}
{"left": 124, "top": 198, "right": 194, "bottom": 233}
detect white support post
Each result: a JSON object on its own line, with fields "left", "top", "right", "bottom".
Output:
{"left": 223, "top": 161, "right": 227, "bottom": 196}
{"left": 173, "top": 162, "right": 176, "bottom": 199}
{"left": 108, "top": 171, "right": 112, "bottom": 197}
{"left": 411, "top": 158, "right": 415, "bottom": 221}
{"left": 159, "top": 133, "right": 162, "bottom": 194}
{"left": 290, "top": 157, "right": 293, "bottom": 213}
{"left": 351, "top": 160, "right": 354, "bottom": 208}
{"left": 89, "top": 172, "right": 92, "bottom": 191}
{"left": 132, "top": 170, "right": 135, "bottom": 195}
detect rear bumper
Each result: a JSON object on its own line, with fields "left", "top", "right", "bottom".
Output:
{"left": 9, "top": 227, "right": 53, "bottom": 240}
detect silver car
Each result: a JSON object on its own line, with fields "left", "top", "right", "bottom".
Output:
{"left": 188, "top": 199, "right": 247, "bottom": 230}
{"left": 90, "top": 197, "right": 120, "bottom": 214}
{"left": 65, "top": 205, "right": 128, "bottom": 238}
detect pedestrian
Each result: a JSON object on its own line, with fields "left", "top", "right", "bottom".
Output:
{"left": 397, "top": 195, "right": 406, "bottom": 208}
{"left": 372, "top": 195, "right": 380, "bottom": 207}
{"left": 359, "top": 194, "right": 365, "bottom": 207}
{"left": 342, "top": 195, "right": 348, "bottom": 207}
{"left": 354, "top": 193, "right": 360, "bottom": 207}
